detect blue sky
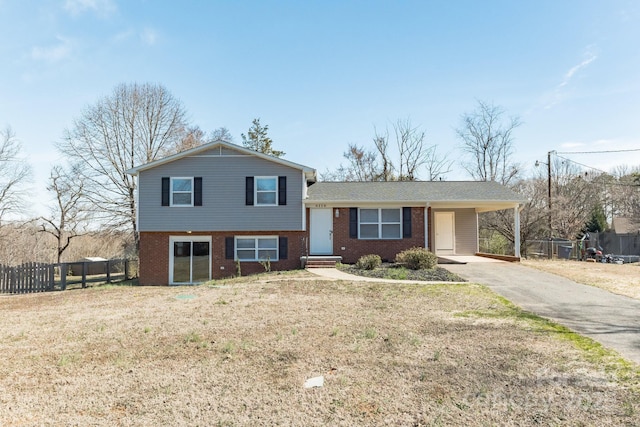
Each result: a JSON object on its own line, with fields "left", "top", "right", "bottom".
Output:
{"left": 1, "top": 0, "right": 639, "bottom": 217}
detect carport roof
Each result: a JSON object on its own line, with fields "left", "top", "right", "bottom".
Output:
{"left": 306, "top": 181, "right": 525, "bottom": 206}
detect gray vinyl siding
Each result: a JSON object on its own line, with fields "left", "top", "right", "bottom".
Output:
{"left": 432, "top": 208, "right": 477, "bottom": 255}
{"left": 453, "top": 208, "right": 478, "bottom": 254}
{"left": 138, "top": 154, "right": 304, "bottom": 232}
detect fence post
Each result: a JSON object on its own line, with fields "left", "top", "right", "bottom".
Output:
{"left": 82, "top": 262, "right": 87, "bottom": 288}
{"left": 106, "top": 260, "right": 111, "bottom": 283}
{"left": 48, "top": 264, "right": 55, "bottom": 291}
{"left": 60, "top": 264, "right": 67, "bottom": 291}
{"left": 10, "top": 267, "right": 16, "bottom": 293}
{"left": 125, "top": 259, "right": 130, "bottom": 280}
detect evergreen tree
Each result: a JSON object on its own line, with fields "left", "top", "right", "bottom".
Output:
{"left": 584, "top": 203, "right": 607, "bottom": 233}
{"left": 241, "top": 118, "right": 284, "bottom": 158}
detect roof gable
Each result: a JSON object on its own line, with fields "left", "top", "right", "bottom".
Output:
{"left": 126, "top": 139, "right": 316, "bottom": 181}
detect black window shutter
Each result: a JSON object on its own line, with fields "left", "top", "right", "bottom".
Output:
{"left": 245, "top": 177, "right": 254, "bottom": 205}
{"left": 161, "top": 177, "right": 170, "bottom": 206}
{"left": 349, "top": 208, "right": 358, "bottom": 238}
{"left": 194, "top": 177, "right": 202, "bottom": 206}
{"left": 225, "top": 237, "right": 234, "bottom": 259}
{"left": 403, "top": 207, "right": 412, "bottom": 238}
{"left": 278, "top": 176, "right": 287, "bottom": 206}
{"left": 279, "top": 236, "right": 288, "bottom": 260}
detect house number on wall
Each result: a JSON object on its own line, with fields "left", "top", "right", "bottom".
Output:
{"left": 313, "top": 204, "right": 327, "bottom": 208}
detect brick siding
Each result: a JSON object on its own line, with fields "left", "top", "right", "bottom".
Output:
{"left": 139, "top": 231, "right": 307, "bottom": 285}
{"left": 329, "top": 207, "right": 427, "bottom": 263}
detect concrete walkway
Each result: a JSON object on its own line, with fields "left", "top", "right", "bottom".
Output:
{"left": 443, "top": 261, "right": 640, "bottom": 365}
{"left": 308, "top": 262, "right": 640, "bottom": 365}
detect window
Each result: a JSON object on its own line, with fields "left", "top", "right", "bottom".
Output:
{"left": 162, "top": 177, "right": 202, "bottom": 207}
{"left": 171, "top": 177, "right": 193, "bottom": 206}
{"left": 359, "top": 208, "right": 402, "bottom": 239}
{"left": 255, "top": 177, "right": 277, "bottom": 206}
{"left": 235, "top": 236, "right": 278, "bottom": 261}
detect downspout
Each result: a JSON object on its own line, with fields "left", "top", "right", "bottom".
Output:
{"left": 424, "top": 203, "right": 430, "bottom": 250}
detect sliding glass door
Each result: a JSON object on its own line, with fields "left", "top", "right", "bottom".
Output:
{"left": 170, "top": 236, "right": 211, "bottom": 284}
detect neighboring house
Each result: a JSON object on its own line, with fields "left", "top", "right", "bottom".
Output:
{"left": 612, "top": 217, "right": 640, "bottom": 235}
{"left": 128, "top": 140, "right": 524, "bottom": 285}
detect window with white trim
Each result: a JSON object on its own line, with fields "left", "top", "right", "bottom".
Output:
{"left": 235, "top": 236, "right": 279, "bottom": 261}
{"left": 255, "top": 177, "right": 277, "bottom": 206}
{"left": 359, "top": 208, "right": 402, "bottom": 239}
{"left": 171, "top": 177, "right": 193, "bottom": 206}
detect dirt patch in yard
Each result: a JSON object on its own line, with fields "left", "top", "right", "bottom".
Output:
{"left": 0, "top": 273, "right": 638, "bottom": 425}
{"left": 522, "top": 259, "right": 640, "bottom": 300}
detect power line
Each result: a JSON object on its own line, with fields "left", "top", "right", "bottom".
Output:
{"left": 554, "top": 154, "right": 609, "bottom": 175}
{"left": 556, "top": 148, "right": 640, "bottom": 155}
{"left": 553, "top": 154, "right": 640, "bottom": 186}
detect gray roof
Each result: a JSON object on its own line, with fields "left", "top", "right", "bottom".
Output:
{"left": 307, "top": 181, "right": 525, "bottom": 204}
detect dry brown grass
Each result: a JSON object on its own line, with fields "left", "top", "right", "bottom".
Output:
{"left": 1, "top": 272, "right": 639, "bottom": 426}
{"left": 522, "top": 259, "right": 640, "bottom": 300}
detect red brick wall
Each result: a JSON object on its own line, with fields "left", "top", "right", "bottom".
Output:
{"left": 330, "top": 207, "right": 427, "bottom": 263}
{"left": 139, "top": 231, "right": 307, "bottom": 285}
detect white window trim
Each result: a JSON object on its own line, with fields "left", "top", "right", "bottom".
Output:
{"left": 358, "top": 208, "right": 402, "bottom": 240}
{"left": 254, "top": 176, "right": 278, "bottom": 206}
{"left": 168, "top": 235, "right": 212, "bottom": 285}
{"left": 170, "top": 177, "right": 194, "bottom": 207}
{"left": 235, "top": 235, "right": 279, "bottom": 262}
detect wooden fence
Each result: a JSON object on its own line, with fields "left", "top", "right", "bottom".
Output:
{"left": 0, "top": 262, "right": 55, "bottom": 294}
{"left": 0, "top": 258, "right": 138, "bottom": 295}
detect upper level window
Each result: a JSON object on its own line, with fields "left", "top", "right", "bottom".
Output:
{"left": 255, "top": 177, "right": 277, "bottom": 206}
{"left": 359, "top": 208, "right": 401, "bottom": 239}
{"left": 171, "top": 177, "right": 193, "bottom": 206}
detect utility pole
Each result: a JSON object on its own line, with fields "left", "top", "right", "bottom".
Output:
{"left": 547, "top": 150, "right": 552, "bottom": 240}
{"left": 536, "top": 150, "right": 554, "bottom": 258}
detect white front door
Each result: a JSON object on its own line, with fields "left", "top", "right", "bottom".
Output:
{"left": 310, "top": 208, "right": 333, "bottom": 255}
{"left": 435, "top": 212, "right": 455, "bottom": 254}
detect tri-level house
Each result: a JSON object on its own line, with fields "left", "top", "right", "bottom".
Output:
{"left": 128, "top": 140, "right": 524, "bottom": 285}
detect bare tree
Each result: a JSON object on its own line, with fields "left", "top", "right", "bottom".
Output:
{"left": 457, "top": 100, "right": 521, "bottom": 185}
{"left": 39, "top": 164, "right": 89, "bottom": 263}
{"left": 176, "top": 125, "right": 207, "bottom": 152}
{"left": 324, "top": 119, "right": 450, "bottom": 182}
{"left": 176, "top": 126, "right": 235, "bottom": 153}
{"left": 58, "top": 83, "right": 189, "bottom": 248}
{"left": 480, "top": 177, "right": 548, "bottom": 255}
{"left": 211, "top": 126, "right": 234, "bottom": 142}
{"left": 0, "top": 127, "right": 31, "bottom": 224}
{"left": 549, "top": 159, "right": 602, "bottom": 239}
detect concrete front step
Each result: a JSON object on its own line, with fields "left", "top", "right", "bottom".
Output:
{"left": 301, "top": 255, "right": 342, "bottom": 269}
{"left": 306, "top": 260, "right": 338, "bottom": 268}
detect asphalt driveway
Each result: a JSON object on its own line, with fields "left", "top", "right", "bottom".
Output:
{"left": 443, "top": 261, "right": 640, "bottom": 365}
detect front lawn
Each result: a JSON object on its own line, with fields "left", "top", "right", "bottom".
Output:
{"left": 0, "top": 273, "right": 637, "bottom": 425}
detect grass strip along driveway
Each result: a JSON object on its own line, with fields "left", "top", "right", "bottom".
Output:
{"left": 1, "top": 272, "right": 638, "bottom": 425}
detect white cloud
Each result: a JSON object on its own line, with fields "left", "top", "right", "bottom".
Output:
{"left": 30, "top": 36, "right": 73, "bottom": 62}
{"left": 544, "top": 48, "right": 598, "bottom": 109}
{"left": 140, "top": 27, "right": 159, "bottom": 46}
{"left": 64, "top": 0, "right": 116, "bottom": 17}
{"left": 559, "top": 142, "right": 585, "bottom": 149}
{"left": 558, "top": 54, "right": 597, "bottom": 89}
